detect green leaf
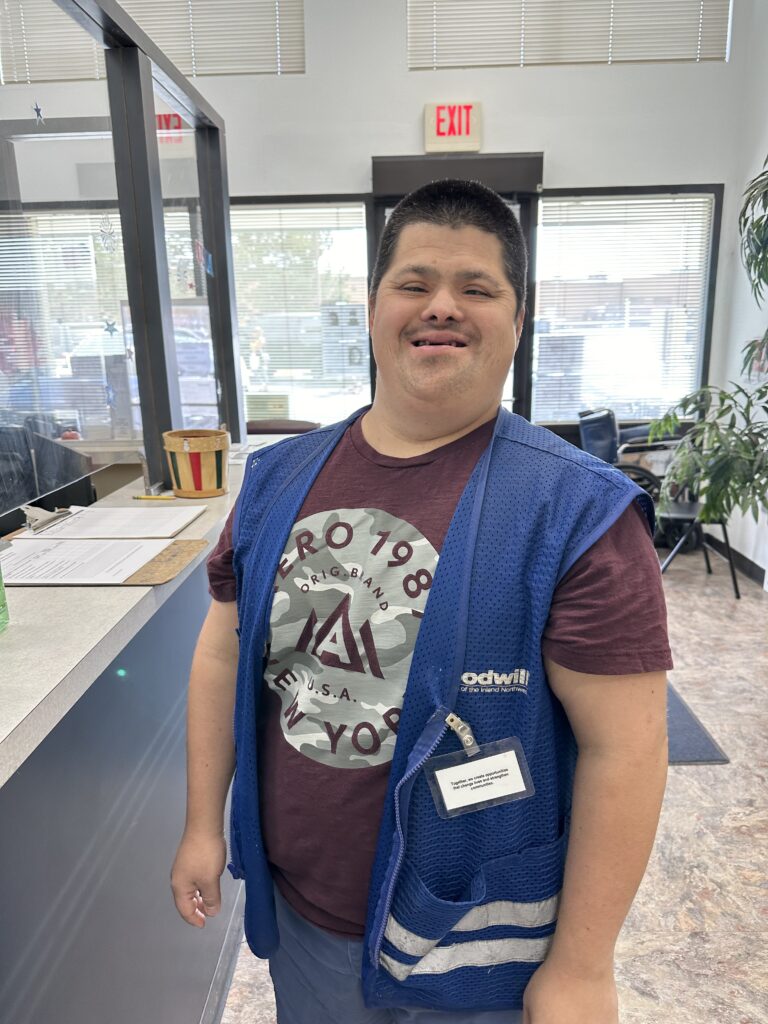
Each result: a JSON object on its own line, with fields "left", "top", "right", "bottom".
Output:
{"left": 740, "top": 156, "right": 768, "bottom": 304}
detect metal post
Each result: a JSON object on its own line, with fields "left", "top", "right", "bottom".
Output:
{"left": 195, "top": 124, "right": 245, "bottom": 442}
{"left": 106, "top": 45, "right": 182, "bottom": 488}
{"left": 660, "top": 518, "right": 700, "bottom": 573}
{"left": 514, "top": 193, "right": 538, "bottom": 421}
{"left": 719, "top": 522, "right": 741, "bottom": 599}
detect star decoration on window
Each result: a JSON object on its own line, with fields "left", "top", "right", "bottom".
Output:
{"left": 104, "top": 319, "right": 118, "bottom": 336}
{"left": 33, "top": 102, "right": 44, "bottom": 126}
{"left": 99, "top": 214, "right": 117, "bottom": 253}
{"left": 176, "top": 257, "right": 193, "bottom": 292}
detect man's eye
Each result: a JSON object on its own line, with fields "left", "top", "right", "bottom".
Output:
{"left": 401, "top": 284, "right": 427, "bottom": 292}
{"left": 465, "top": 288, "right": 490, "bottom": 297}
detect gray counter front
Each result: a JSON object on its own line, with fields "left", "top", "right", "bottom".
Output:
{"left": 0, "top": 451, "right": 277, "bottom": 1024}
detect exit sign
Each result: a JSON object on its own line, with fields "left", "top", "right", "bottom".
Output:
{"left": 424, "top": 103, "right": 482, "bottom": 153}
{"left": 156, "top": 112, "right": 183, "bottom": 143}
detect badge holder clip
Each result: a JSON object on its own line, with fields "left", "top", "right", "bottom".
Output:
{"left": 425, "top": 712, "right": 536, "bottom": 819}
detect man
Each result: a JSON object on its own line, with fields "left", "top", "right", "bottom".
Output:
{"left": 172, "top": 179, "right": 670, "bottom": 1023}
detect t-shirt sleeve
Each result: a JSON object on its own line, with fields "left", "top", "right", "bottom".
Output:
{"left": 542, "top": 500, "right": 673, "bottom": 676}
{"left": 207, "top": 505, "right": 237, "bottom": 602}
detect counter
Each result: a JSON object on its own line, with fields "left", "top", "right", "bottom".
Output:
{"left": 0, "top": 437, "right": 284, "bottom": 1024}
{"left": 0, "top": 470, "right": 240, "bottom": 787}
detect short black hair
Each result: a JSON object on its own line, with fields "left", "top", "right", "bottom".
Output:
{"left": 370, "top": 179, "right": 528, "bottom": 312}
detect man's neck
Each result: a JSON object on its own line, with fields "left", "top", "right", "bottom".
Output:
{"left": 361, "top": 398, "right": 500, "bottom": 458}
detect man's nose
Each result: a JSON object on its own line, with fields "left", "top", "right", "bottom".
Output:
{"left": 419, "top": 286, "right": 464, "bottom": 322}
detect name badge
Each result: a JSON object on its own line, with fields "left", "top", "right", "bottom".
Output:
{"left": 424, "top": 714, "right": 535, "bottom": 819}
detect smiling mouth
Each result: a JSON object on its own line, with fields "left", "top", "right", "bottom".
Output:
{"left": 411, "top": 340, "right": 467, "bottom": 348}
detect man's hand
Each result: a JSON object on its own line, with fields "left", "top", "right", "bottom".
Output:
{"left": 171, "top": 599, "right": 238, "bottom": 929}
{"left": 522, "top": 959, "right": 618, "bottom": 1024}
{"left": 171, "top": 831, "right": 227, "bottom": 928}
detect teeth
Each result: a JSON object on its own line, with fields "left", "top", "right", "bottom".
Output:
{"left": 413, "top": 341, "right": 464, "bottom": 347}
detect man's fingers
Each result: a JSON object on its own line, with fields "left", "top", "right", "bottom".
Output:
{"left": 170, "top": 834, "right": 226, "bottom": 929}
{"left": 198, "top": 881, "right": 221, "bottom": 917}
{"left": 172, "top": 878, "right": 209, "bottom": 927}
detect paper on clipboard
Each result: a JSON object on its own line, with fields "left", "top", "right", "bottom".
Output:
{"left": 17, "top": 505, "right": 207, "bottom": 540}
{"left": 0, "top": 538, "right": 173, "bottom": 585}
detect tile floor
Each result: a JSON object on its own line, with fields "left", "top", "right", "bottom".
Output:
{"left": 221, "top": 548, "right": 768, "bottom": 1024}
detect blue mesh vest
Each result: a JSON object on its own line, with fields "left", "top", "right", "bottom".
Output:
{"left": 229, "top": 406, "right": 653, "bottom": 1013}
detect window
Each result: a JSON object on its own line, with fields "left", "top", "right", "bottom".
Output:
{"left": 0, "top": 0, "right": 305, "bottom": 83}
{"left": 229, "top": 203, "right": 370, "bottom": 426}
{"left": 407, "top": 0, "right": 731, "bottom": 70}
{"left": 532, "top": 192, "right": 716, "bottom": 423}
{"left": 0, "top": 205, "right": 141, "bottom": 441}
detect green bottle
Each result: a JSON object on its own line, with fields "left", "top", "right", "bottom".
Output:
{"left": 0, "top": 541, "right": 10, "bottom": 633}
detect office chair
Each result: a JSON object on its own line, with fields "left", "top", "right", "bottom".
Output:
{"left": 578, "top": 410, "right": 740, "bottom": 598}
{"left": 656, "top": 499, "right": 740, "bottom": 598}
{"left": 24, "top": 413, "right": 59, "bottom": 438}
{"left": 577, "top": 409, "right": 662, "bottom": 500}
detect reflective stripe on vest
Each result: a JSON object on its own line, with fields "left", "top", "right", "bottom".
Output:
{"left": 380, "top": 934, "right": 553, "bottom": 981}
{"left": 455, "top": 894, "right": 560, "bottom": 931}
{"left": 383, "top": 892, "right": 560, "bottom": 958}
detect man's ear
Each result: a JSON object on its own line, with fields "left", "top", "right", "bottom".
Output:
{"left": 368, "top": 294, "right": 375, "bottom": 328}
{"left": 514, "top": 306, "right": 525, "bottom": 347}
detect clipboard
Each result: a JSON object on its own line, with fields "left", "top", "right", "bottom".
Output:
{"left": 18, "top": 504, "right": 207, "bottom": 539}
{"left": 123, "top": 539, "right": 209, "bottom": 585}
{"left": 0, "top": 536, "right": 209, "bottom": 587}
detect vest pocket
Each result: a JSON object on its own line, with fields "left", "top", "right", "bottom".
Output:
{"left": 379, "top": 832, "right": 565, "bottom": 986}
{"left": 227, "top": 778, "right": 246, "bottom": 880}
{"left": 480, "top": 831, "right": 567, "bottom": 907}
{"left": 228, "top": 818, "right": 245, "bottom": 879}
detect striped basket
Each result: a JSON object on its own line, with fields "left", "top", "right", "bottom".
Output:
{"left": 163, "top": 429, "right": 230, "bottom": 498}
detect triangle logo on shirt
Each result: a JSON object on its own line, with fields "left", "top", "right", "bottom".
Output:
{"left": 295, "top": 594, "right": 384, "bottom": 678}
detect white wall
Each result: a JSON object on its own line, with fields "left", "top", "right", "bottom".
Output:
{"left": 707, "top": 0, "right": 768, "bottom": 575}
{"left": 197, "top": 0, "right": 746, "bottom": 197}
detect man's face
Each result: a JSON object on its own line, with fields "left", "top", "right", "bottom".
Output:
{"left": 369, "top": 222, "right": 524, "bottom": 408}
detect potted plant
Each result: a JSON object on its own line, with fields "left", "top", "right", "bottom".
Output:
{"left": 649, "top": 159, "right": 768, "bottom": 525}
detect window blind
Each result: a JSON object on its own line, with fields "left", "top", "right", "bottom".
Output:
{"left": 0, "top": 0, "right": 305, "bottom": 83}
{"left": 121, "top": 0, "right": 305, "bottom": 77}
{"left": 407, "top": 0, "right": 732, "bottom": 69}
{"left": 0, "top": 207, "right": 139, "bottom": 437}
{"left": 532, "top": 193, "right": 714, "bottom": 423}
{"left": 0, "top": 205, "right": 226, "bottom": 439}
{"left": 0, "top": 0, "right": 104, "bottom": 83}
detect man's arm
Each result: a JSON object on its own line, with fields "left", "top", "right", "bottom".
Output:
{"left": 523, "top": 659, "right": 668, "bottom": 1024}
{"left": 171, "top": 599, "right": 239, "bottom": 928}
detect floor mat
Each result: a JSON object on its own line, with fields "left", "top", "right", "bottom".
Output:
{"left": 668, "top": 684, "right": 729, "bottom": 764}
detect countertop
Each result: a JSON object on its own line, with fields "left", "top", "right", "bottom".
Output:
{"left": 0, "top": 436, "right": 286, "bottom": 788}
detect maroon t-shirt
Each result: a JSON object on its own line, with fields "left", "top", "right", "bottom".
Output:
{"left": 207, "top": 417, "right": 672, "bottom": 937}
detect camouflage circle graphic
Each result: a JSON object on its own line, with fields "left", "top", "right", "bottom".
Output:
{"left": 267, "top": 508, "right": 438, "bottom": 768}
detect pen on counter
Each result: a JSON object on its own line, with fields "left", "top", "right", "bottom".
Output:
{"left": 133, "top": 494, "right": 176, "bottom": 501}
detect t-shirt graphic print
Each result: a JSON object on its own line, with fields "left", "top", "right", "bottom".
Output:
{"left": 267, "top": 508, "right": 439, "bottom": 769}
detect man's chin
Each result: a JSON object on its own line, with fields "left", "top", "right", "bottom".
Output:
{"left": 402, "top": 368, "right": 478, "bottom": 401}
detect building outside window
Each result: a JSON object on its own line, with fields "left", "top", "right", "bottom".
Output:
{"left": 532, "top": 192, "right": 716, "bottom": 423}
{"left": 229, "top": 202, "right": 370, "bottom": 426}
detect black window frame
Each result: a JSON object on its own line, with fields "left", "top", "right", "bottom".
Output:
{"left": 534, "top": 183, "right": 723, "bottom": 426}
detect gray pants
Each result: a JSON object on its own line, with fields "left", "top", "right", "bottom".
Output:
{"left": 269, "top": 887, "right": 524, "bottom": 1024}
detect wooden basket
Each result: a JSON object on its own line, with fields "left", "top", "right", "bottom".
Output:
{"left": 163, "top": 429, "right": 230, "bottom": 498}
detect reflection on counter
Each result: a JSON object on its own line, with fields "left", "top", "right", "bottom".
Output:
{"left": 0, "top": 424, "right": 93, "bottom": 517}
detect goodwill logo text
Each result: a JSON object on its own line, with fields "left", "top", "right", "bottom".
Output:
{"left": 460, "top": 668, "right": 530, "bottom": 695}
